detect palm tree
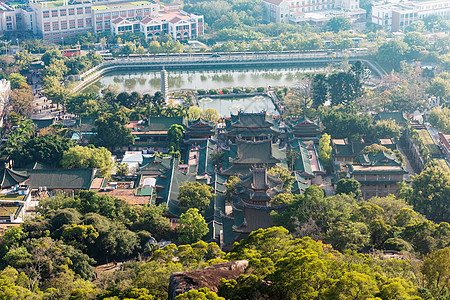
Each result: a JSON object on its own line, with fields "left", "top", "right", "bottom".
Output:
{"left": 174, "top": 104, "right": 187, "bottom": 117}
{"left": 150, "top": 105, "right": 164, "bottom": 117}
{"left": 163, "top": 106, "right": 176, "bottom": 117}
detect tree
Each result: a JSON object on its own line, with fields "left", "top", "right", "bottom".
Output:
{"left": 428, "top": 107, "right": 450, "bottom": 133}
{"left": 41, "top": 48, "right": 64, "bottom": 66}
{"left": 319, "top": 133, "right": 332, "bottom": 167}
{"left": 336, "top": 178, "right": 362, "bottom": 198}
{"left": 178, "top": 182, "right": 214, "bottom": 213}
{"left": 167, "top": 124, "right": 184, "bottom": 154}
{"left": 268, "top": 166, "right": 294, "bottom": 191}
{"left": 14, "top": 50, "right": 33, "bottom": 70}
{"left": 286, "top": 150, "right": 300, "bottom": 171}
{"left": 408, "top": 166, "right": 450, "bottom": 223}
{"left": 421, "top": 247, "right": 450, "bottom": 293}
{"left": 326, "top": 16, "right": 351, "bottom": 33}
{"left": 201, "top": 108, "right": 219, "bottom": 123}
{"left": 371, "top": 120, "right": 401, "bottom": 140}
{"left": 327, "top": 221, "right": 371, "bottom": 251}
{"left": 426, "top": 77, "right": 449, "bottom": 102}
{"left": 403, "top": 31, "right": 427, "bottom": 47}
{"left": 95, "top": 111, "right": 134, "bottom": 149}
{"left": 423, "top": 15, "right": 449, "bottom": 32}
{"left": 327, "top": 71, "right": 361, "bottom": 106}
{"left": 42, "top": 59, "right": 68, "bottom": 79}
{"left": 7, "top": 73, "right": 27, "bottom": 89}
{"left": 187, "top": 106, "right": 202, "bottom": 120}
{"left": 311, "top": 73, "right": 328, "bottom": 108}
{"left": 10, "top": 86, "right": 33, "bottom": 117}
{"left": 376, "top": 40, "right": 408, "bottom": 71}
{"left": 10, "top": 134, "right": 73, "bottom": 167}
{"left": 60, "top": 146, "right": 112, "bottom": 176}
{"left": 176, "top": 208, "right": 209, "bottom": 244}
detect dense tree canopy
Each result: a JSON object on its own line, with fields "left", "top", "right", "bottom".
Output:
{"left": 178, "top": 182, "right": 214, "bottom": 213}
{"left": 408, "top": 166, "right": 450, "bottom": 223}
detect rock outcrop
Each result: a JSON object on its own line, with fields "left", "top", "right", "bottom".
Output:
{"left": 168, "top": 260, "right": 248, "bottom": 299}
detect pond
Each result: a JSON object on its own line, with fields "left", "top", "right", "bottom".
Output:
{"left": 198, "top": 95, "right": 278, "bottom": 117}
{"left": 92, "top": 66, "right": 327, "bottom": 94}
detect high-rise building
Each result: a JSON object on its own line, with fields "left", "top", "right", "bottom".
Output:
{"left": 160, "top": 66, "right": 168, "bottom": 102}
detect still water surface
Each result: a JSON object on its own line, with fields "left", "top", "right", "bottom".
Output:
{"left": 94, "top": 67, "right": 326, "bottom": 94}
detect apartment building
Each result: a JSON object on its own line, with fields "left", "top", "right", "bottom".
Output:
{"left": 30, "top": 0, "right": 93, "bottom": 43}
{"left": 263, "top": 0, "right": 365, "bottom": 26}
{"left": 111, "top": 8, "right": 204, "bottom": 40}
{"left": 1, "top": 0, "right": 203, "bottom": 42}
{"left": 371, "top": 0, "right": 450, "bottom": 31}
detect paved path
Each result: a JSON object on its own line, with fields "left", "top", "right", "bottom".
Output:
{"left": 30, "top": 76, "right": 76, "bottom": 122}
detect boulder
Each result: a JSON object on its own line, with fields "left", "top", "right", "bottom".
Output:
{"left": 168, "top": 260, "right": 248, "bottom": 299}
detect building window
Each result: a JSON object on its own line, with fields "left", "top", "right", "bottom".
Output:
{"left": 120, "top": 11, "right": 127, "bottom": 17}
{"left": 69, "top": 8, "right": 75, "bottom": 15}
{"left": 136, "top": 9, "right": 142, "bottom": 13}
{"left": 104, "top": 12, "right": 110, "bottom": 17}
{"left": 104, "top": 20, "right": 110, "bottom": 26}
{"left": 60, "top": 10, "right": 66, "bottom": 16}
{"left": 96, "top": 13, "right": 102, "bottom": 18}
{"left": 77, "top": 7, "right": 83, "bottom": 14}
{"left": 144, "top": 8, "right": 149, "bottom": 12}
{"left": 6, "top": 23, "right": 12, "bottom": 30}
{"left": 128, "top": 10, "right": 134, "bottom": 14}
{"left": 112, "top": 12, "right": 119, "bottom": 16}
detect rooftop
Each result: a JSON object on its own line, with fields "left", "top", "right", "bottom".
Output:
{"left": 93, "top": 0, "right": 154, "bottom": 10}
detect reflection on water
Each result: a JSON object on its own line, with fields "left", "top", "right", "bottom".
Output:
{"left": 199, "top": 95, "right": 278, "bottom": 117}
{"left": 95, "top": 67, "right": 325, "bottom": 94}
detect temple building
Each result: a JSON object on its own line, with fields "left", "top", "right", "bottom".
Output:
{"left": 348, "top": 151, "right": 407, "bottom": 200}
{"left": 288, "top": 116, "right": 323, "bottom": 142}
{"left": 226, "top": 111, "right": 279, "bottom": 142}
{"left": 224, "top": 168, "right": 283, "bottom": 242}
{"left": 288, "top": 139, "right": 325, "bottom": 185}
{"left": 183, "top": 118, "right": 216, "bottom": 144}
{"left": 221, "top": 139, "right": 280, "bottom": 176}
{"left": 131, "top": 116, "right": 186, "bottom": 152}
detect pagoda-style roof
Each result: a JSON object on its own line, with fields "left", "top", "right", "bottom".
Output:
{"left": 25, "top": 169, "right": 95, "bottom": 190}
{"left": 236, "top": 168, "right": 282, "bottom": 205}
{"left": 230, "top": 140, "right": 280, "bottom": 165}
{"left": 185, "top": 118, "right": 216, "bottom": 139}
{"left": 137, "top": 156, "right": 172, "bottom": 176}
{"left": 155, "top": 162, "right": 196, "bottom": 217}
{"left": 240, "top": 168, "right": 281, "bottom": 191}
{"left": 349, "top": 151, "right": 407, "bottom": 176}
{"left": 231, "top": 112, "right": 274, "bottom": 128}
{"left": 187, "top": 118, "right": 215, "bottom": 129}
{"left": 226, "top": 127, "right": 280, "bottom": 138}
{"left": 0, "top": 168, "right": 29, "bottom": 189}
{"left": 359, "top": 151, "right": 400, "bottom": 166}
{"left": 289, "top": 116, "right": 323, "bottom": 138}
{"left": 333, "top": 140, "right": 397, "bottom": 158}
{"left": 291, "top": 173, "right": 309, "bottom": 195}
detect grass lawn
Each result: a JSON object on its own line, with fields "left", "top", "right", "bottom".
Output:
{"left": 417, "top": 130, "right": 441, "bottom": 155}
{"left": 434, "top": 159, "right": 450, "bottom": 173}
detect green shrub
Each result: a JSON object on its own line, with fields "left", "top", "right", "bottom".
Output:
{"left": 197, "top": 89, "right": 206, "bottom": 95}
